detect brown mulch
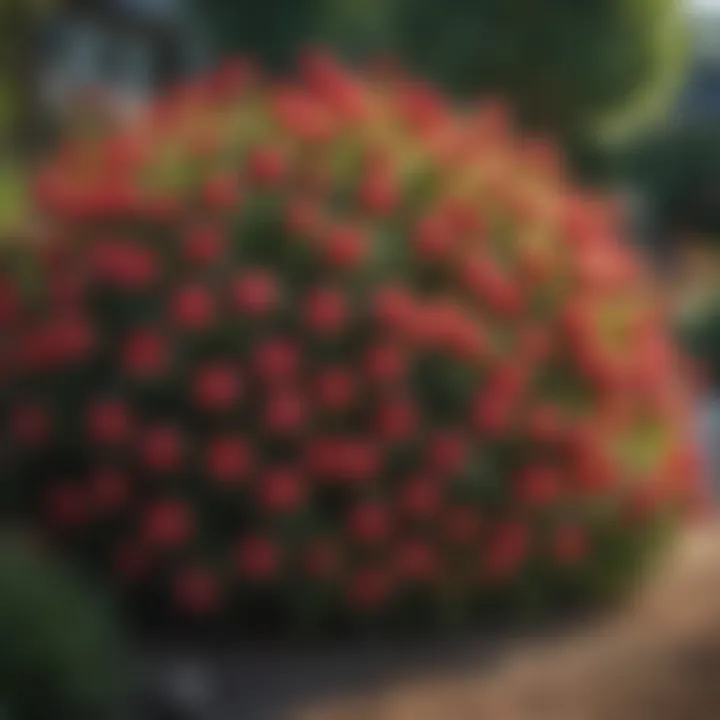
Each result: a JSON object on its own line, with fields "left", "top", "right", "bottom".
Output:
{"left": 295, "top": 523, "right": 720, "bottom": 720}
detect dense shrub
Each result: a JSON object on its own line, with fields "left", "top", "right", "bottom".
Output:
{"left": 0, "top": 536, "right": 128, "bottom": 719}
{"left": 0, "top": 55, "right": 702, "bottom": 630}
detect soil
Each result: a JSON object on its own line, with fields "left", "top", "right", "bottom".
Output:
{"left": 298, "top": 521, "right": 720, "bottom": 720}
{"left": 144, "top": 521, "right": 720, "bottom": 720}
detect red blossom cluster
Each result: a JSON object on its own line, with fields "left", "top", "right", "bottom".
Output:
{"left": 0, "top": 53, "right": 703, "bottom": 626}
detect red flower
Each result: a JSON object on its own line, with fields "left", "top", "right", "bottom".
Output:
{"left": 140, "top": 425, "right": 184, "bottom": 474}
{"left": 414, "top": 304, "right": 484, "bottom": 358}
{"left": 398, "top": 477, "right": 441, "bottom": 519}
{"left": 171, "top": 285, "right": 216, "bottom": 330}
{"left": 572, "top": 436, "right": 615, "bottom": 494}
{"left": 413, "top": 214, "right": 452, "bottom": 261}
{"left": 334, "top": 438, "right": 382, "bottom": 484}
{"left": 485, "top": 521, "right": 528, "bottom": 580}
{"left": 273, "top": 88, "right": 334, "bottom": 142}
{"left": 192, "top": 363, "right": 242, "bottom": 413}
{"left": 121, "top": 329, "right": 168, "bottom": 378}
{"left": 209, "top": 58, "right": 255, "bottom": 100}
{"left": 462, "top": 258, "right": 522, "bottom": 316}
{"left": 248, "top": 147, "right": 287, "bottom": 186}
{"left": 372, "top": 287, "right": 416, "bottom": 332}
{"left": 304, "top": 288, "right": 347, "bottom": 335}
{"left": 376, "top": 398, "right": 418, "bottom": 443}
{"left": 91, "top": 241, "right": 158, "bottom": 290}
{"left": 517, "top": 326, "right": 552, "bottom": 364}
{"left": 203, "top": 174, "right": 240, "bottom": 211}
{"left": 86, "top": 399, "right": 131, "bottom": 445}
{"left": 38, "top": 316, "right": 95, "bottom": 366}
{"left": 143, "top": 499, "right": 194, "bottom": 549}
{"left": 173, "top": 566, "right": 222, "bottom": 616}
{"left": 524, "top": 404, "right": 565, "bottom": 444}
{"left": 358, "top": 169, "right": 399, "bottom": 215}
{"left": 254, "top": 338, "right": 299, "bottom": 382}
{"left": 302, "top": 50, "right": 369, "bottom": 123}
{"left": 471, "top": 391, "right": 513, "bottom": 436}
{"left": 441, "top": 199, "right": 482, "bottom": 236}
{"left": 304, "top": 438, "right": 341, "bottom": 478}
{"left": 144, "top": 193, "right": 182, "bottom": 222}
{"left": 263, "top": 390, "right": 306, "bottom": 435}
{"left": 394, "top": 540, "right": 438, "bottom": 582}
{"left": 232, "top": 271, "right": 279, "bottom": 318}
{"left": 515, "top": 466, "right": 561, "bottom": 508}
{"left": 235, "top": 536, "right": 279, "bottom": 582}
{"left": 258, "top": 467, "right": 305, "bottom": 513}
{"left": 324, "top": 224, "right": 367, "bottom": 270}
{"left": 552, "top": 525, "right": 588, "bottom": 566}
{"left": 315, "top": 366, "right": 356, "bottom": 412}
{"left": 184, "top": 225, "right": 226, "bottom": 266}
{"left": 427, "top": 432, "right": 468, "bottom": 476}
{"left": 348, "top": 502, "right": 391, "bottom": 544}
{"left": 285, "top": 198, "right": 323, "bottom": 238}
{"left": 363, "top": 343, "right": 407, "bottom": 384}
{"left": 206, "top": 435, "right": 253, "bottom": 485}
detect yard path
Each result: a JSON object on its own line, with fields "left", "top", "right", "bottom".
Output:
{"left": 296, "top": 522, "right": 720, "bottom": 720}
{"left": 147, "top": 522, "right": 720, "bottom": 719}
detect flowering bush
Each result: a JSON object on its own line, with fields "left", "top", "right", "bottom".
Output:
{"left": 0, "top": 55, "right": 702, "bottom": 630}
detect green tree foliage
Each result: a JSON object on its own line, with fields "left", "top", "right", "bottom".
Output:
{"left": 0, "top": 0, "right": 54, "bottom": 238}
{"left": 629, "top": 123, "right": 720, "bottom": 239}
{"left": 200, "top": 0, "right": 687, "bottom": 148}
{"left": 0, "top": 536, "right": 129, "bottom": 720}
{"left": 381, "top": 0, "right": 687, "bottom": 144}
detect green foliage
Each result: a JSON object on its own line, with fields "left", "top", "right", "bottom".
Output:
{"left": 0, "top": 163, "right": 29, "bottom": 239}
{"left": 198, "top": 0, "right": 326, "bottom": 71}
{"left": 199, "top": 0, "right": 687, "bottom": 147}
{"left": 629, "top": 123, "right": 720, "bottom": 240}
{"left": 386, "top": 0, "right": 687, "bottom": 143}
{"left": 0, "top": 536, "right": 129, "bottom": 720}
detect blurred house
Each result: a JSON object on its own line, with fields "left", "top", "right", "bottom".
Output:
{"left": 39, "top": 0, "right": 206, "bottom": 128}
{"left": 678, "top": 1, "right": 720, "bottom": 122}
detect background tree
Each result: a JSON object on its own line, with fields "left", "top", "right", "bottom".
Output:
{"left": 0, "top": 0, "right": 55, "bottom": 238}
{"left": 0, "top": 535, "right": 129, "bottom": 720}
{"left": 200, "top": 0, "right": 688, "bottom": 179}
